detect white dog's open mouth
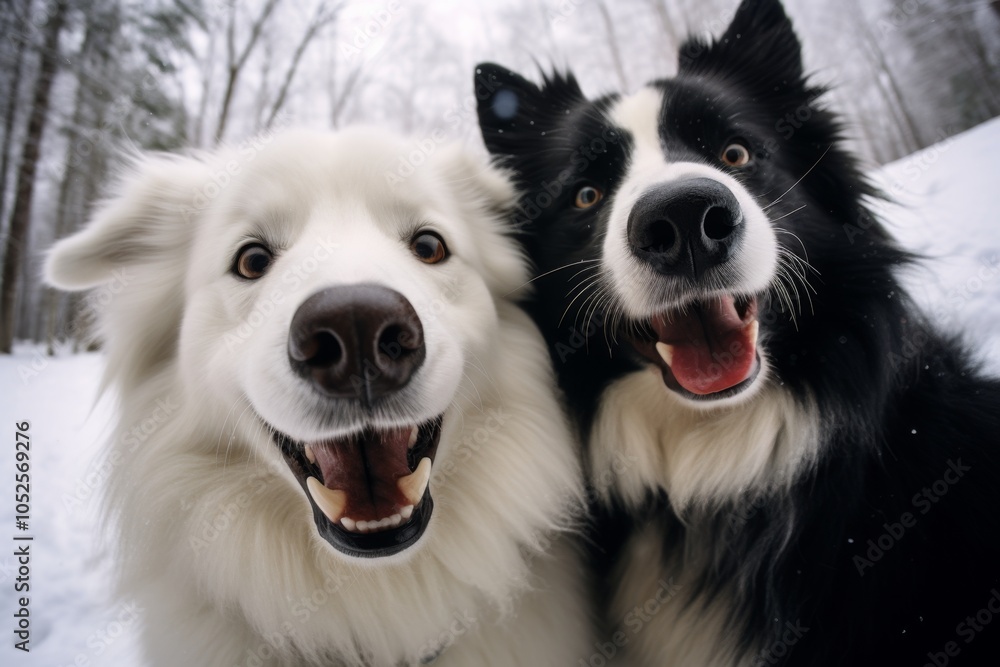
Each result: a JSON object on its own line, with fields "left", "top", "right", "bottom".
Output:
{"left": 628, "top": 295, "right": 761, "bottom": 400}
{"left": 275, "top": 417, "right": 442, "bottom": 558}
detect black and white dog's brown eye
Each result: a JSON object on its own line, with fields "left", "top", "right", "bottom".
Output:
{"left": 411, "top": 231, "right": 448, "bottom": 264}
{"left": 574, "top": 185, "right": 603, "bottom": 209}
{"left": 721, "top": 142, "right": 752, "bottom": 168}
{"left": 234, "top": 244, "right": 274, "bottom": 279}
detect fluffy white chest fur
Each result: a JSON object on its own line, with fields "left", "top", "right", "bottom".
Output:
{"left": 590, "top": 368, "right": 819, "bottom": 666}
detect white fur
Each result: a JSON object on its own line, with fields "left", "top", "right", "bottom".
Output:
{"left": 592, "top": 370, "right": 819, "bottom": 667}
{"left": 590, "top": 367, "right": 820, "bottom": 512}
{"left": 45, "top": 129, "right": 592, "bottom": 666}
{"left": 610, "top": 521, "right": 746, "bottom": 667}
{"left": 602, "top": 87, "right": 779, "bottom": 321}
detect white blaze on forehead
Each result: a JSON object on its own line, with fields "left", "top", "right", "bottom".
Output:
{"left": 607, "top": 87, "right": 664, "bottom": 156}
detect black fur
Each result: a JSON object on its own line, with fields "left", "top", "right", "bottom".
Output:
{"left": 476, "top": 0, "right": 1000, "bottom": 664}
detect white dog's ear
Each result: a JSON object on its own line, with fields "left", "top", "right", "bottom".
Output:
{"left": 45, "top": 154, "right": 212, "bottom": 290}
{"left": 432, "top": 145, "right": 530, "bottom": 296}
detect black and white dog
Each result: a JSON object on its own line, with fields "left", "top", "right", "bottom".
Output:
{"left": 476, "top": 0, "right": 1000, "bottom": 664}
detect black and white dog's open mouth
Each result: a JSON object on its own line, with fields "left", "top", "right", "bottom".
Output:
{"left": 628, "top": 295, "right": 761, "bottom": 401}
{"left": 275, "top": 417, "right": 442, "bottom": 558}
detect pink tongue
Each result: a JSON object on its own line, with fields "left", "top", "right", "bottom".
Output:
{"left": 310, "top": 428, "right": 412, "bottom": 521}
{"left": 651, "top": 296, "right": 757, "bottom": 395}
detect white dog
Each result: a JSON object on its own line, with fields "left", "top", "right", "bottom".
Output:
{"left": 45, "top": 129, "right": 592, "bottom": 666}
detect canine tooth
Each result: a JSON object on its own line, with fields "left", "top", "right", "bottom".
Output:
{"left": 747, "top": 319, "right": 759, "bottom": 346}
{"left": 305, "top": 445, "right": 316, "bottom": 464}
{"left": 400, "top": 504, "right": 414, "bottom": 520}
{"left": 341, "top": 517, "right": 356, "bottom": 532}
{"left": 306, "top": 477, "right": 347, "bottom": 523}
{"left": 655, "top": 342, "right": 674, "bottom": 368}
{"left": 407, "top": 426, "right": 419, "bottom": 448}
{"left": 397, "top": 457, "right": 432, "bottom": 506}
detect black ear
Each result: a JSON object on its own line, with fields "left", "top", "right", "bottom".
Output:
{"left": 474, "top": 62, "right": 584, "bottom": 158}
{"left": 679, "top": 0, "right": 803, "bottom": 90}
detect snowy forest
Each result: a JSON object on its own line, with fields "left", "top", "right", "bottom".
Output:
{"left": 0, "top": 0, "right": 998, "bottom": 353}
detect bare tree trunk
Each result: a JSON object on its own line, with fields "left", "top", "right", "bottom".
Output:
{"left": 847, "top": 0, "right": 923, "bottom": 157}
{"left": 264, "top": 1, "right": 343, "bottom": 131}
{"left": 214, "top": 0, "right": 281, "bottom": 142}
{"left": 0, "top": 12, "right": 29, "bottom": 229}
{"left": 61, "top": 101, "right": 109, "bottom": 350}
{"left": 951, "top": 0, "right": 1000, "bottom": 116}
{"left": 329, "top": 64, "right": 363, "bottom": 128}
{"left": 648, "top": 0, "right": 680, "bottom": 67}
{"left": 43, "top": 8, "right": 102, "bottom": 353}
{"left": 595, "top": 0, "right": 629, "bottom": 91}
{"left": 193, "top": 28, "right": 216, "bottom": 147}
{"left": 0, "top": 0, "right": 69, "bottom": 353}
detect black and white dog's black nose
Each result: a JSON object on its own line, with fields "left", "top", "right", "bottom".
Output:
{"left": 287, "top": 284, "right": 425, "bottom": 405}
{"left": 627, "top": 178, "right": 744, "bottom": 280}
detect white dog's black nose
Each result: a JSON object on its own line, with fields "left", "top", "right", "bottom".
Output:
{"left": 288, "top": 285, "right": 425, "bottom": 405}
{"left": 628, "top": 178, "right": 744, "bottom": 280}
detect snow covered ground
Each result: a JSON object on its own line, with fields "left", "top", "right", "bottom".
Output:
{"left": 1, "top": 116, "right": 999, "bottom": 666}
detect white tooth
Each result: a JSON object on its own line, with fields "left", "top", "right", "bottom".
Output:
{"left": 407, "top": 426, "right": 419, "bottom": 448}
{"left": 378, "top": 517, "right": 392, "bottom": 529}
{"left": 306, "top": 477, "right": 347, "bottom": 523}
{"left": 356, "top": 520, "right": 370, "bottom": 533}
{"left": 305, "top": 445, "right": 316, "bottom": 464}
{"left": 397, "top": 457, "right": 432, "bottom": 506}
{"left": 341, "top": 516, "right": 356, "bottom": 532}
{"left": 655, "top": 342, "right": 674, "bottom": 368}
{"left": 746, "top": 319, "right": 759, "bottom": 346}
{"left": 400, "top": 504, "right": 414, "bottom": 520}
{"left": 388, "top": 513, "right": 402, "bottom": 527}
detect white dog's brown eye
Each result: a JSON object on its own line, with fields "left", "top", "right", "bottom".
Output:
{"left": 234, "top": 244, "right": 273, "bottom": 279}
{"left": 721, "top": 142, "right": 751, "bottom": 167}
{"left": 574, "top": 185, "right": 603, "bottom": 209}
{"left": 411, "top": 232, "right": 448, "bottom": 264}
